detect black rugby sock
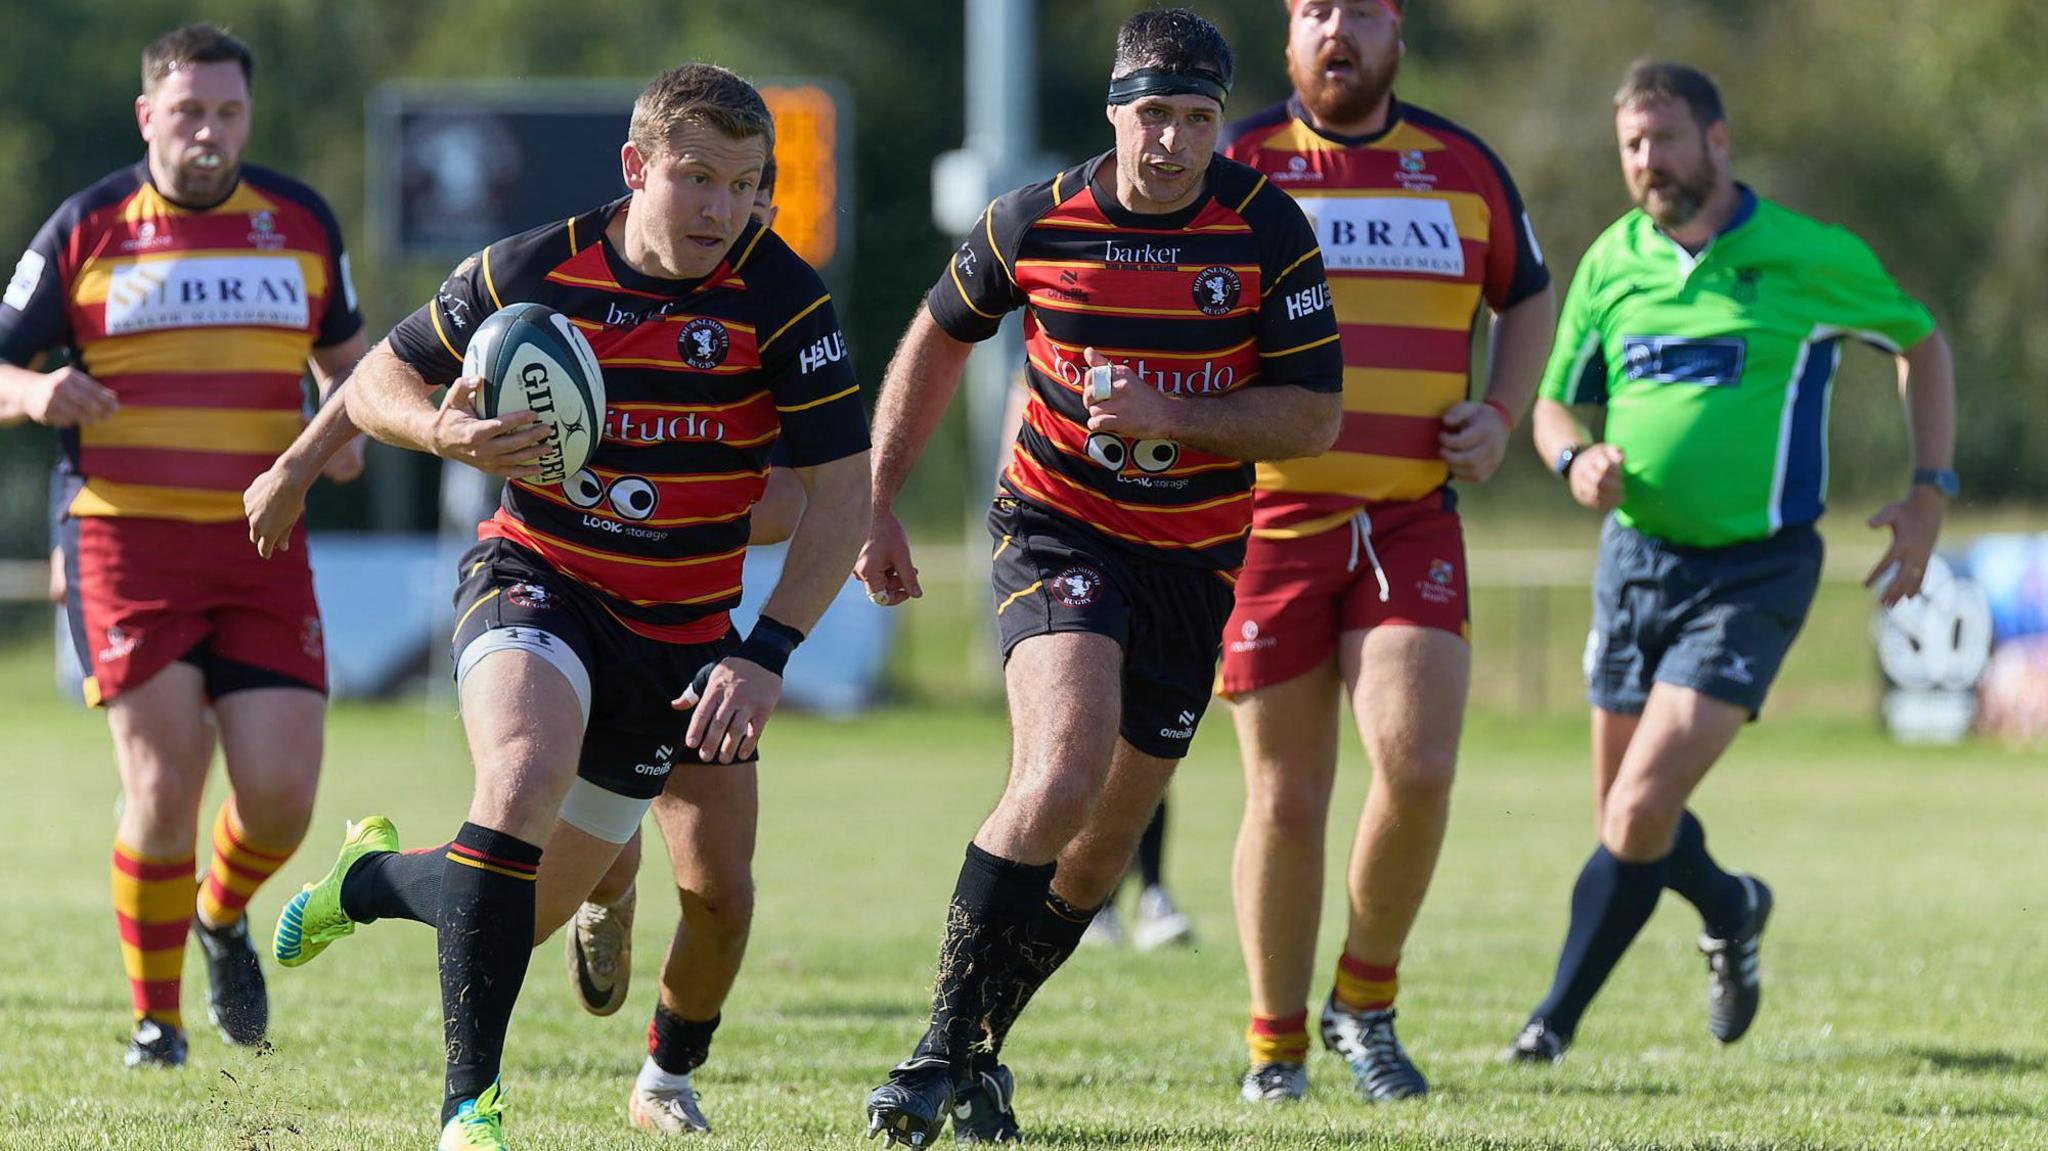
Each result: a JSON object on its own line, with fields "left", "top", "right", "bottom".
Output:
{"left": 1530, "top": 845, "right": 1669, "bottom": 1041}
{"left": 438, "top": 823, "right": 542, "bottom": 1124}
{"left": 1665, "top": 810, "right": 1749, "bottom": 938}
{"left": 983, "top": 890, "right": 1098, "bottom": 1061}
{"left": 911, "top": 844, "right": 1055, "bottom": 1066}
{"left": 340, "top": 848, "right": 445, "bottom": 926}
{"left": 1135, "top": 802, "right": 1167, "bottom": 890}
{"left": 647, "top": 1004, "right": 720, "bottom": 1075}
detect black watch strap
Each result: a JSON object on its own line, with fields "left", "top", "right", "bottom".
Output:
{"left": 1554, "top": 443, "right": 1589, "bottom": 479}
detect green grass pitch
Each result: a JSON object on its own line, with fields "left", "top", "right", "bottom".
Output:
{"left": 1, "top": 638, "right": 2043, "bottom": 1150}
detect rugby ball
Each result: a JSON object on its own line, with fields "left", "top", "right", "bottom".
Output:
{"left": 461, "top": 301, "right": 606, "bottom": 485}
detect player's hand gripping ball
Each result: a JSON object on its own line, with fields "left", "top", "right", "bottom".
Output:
{"left": 461, "top": 302, "right": 607, "bottom": 485}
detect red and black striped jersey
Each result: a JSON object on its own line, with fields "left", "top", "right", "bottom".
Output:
{"left": 1223, "top": 97, "right": 1549, "bottom": 534}
{"left": 927, "top": 151, "right": 1342, "bottom": 574}
{"left": 0, "top": 163, "right": 361, "bottom": 523}
{"left": 387, "top": 199, "right": 868, "bottom": 644}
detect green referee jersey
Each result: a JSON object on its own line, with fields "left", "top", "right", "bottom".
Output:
{"left": 1539, "top": 187, "right": 1934, "bottom": 547}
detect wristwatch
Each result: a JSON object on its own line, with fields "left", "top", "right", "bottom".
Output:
{"left": 1911, "top": 468, "right": 1960, "bottom": 498}
{"left": 1553, "top": 444, "right": 1589, "bottom": 479}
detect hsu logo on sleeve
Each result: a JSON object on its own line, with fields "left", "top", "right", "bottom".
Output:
{"left": 1621, "top": 336, "right": 1747, "bottom": 386}
{"left": 1293, "top": 196, "right": 1464, "bottom": 277}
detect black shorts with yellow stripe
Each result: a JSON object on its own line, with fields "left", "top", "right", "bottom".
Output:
{"left": 451, "top": 538, "right": 746, "bottom": 801}
{"left": 987, "top": 495, "right": 1236, "bottom": 760}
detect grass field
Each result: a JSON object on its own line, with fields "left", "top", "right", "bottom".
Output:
{"left": 2, "top": 633, "right": 2045, "bottom": 1150}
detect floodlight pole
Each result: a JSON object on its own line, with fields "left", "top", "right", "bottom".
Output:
{"left": 934, "top": 0, "right": 1042, "bottom": 689}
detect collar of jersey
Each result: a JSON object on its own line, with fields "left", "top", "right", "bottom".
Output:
{"left": 133, "top": 159, "right": 243, "bottom": 214}
{"left": 597, "top": 195, "right": 744, "bottom": 297}
{"left": 1284, "top": 93, "right": 1403, "bottom": 149}
{"left": 1651, "top": 183, "right": 1759, "bottom": 275}
{"left": 1080, "top": 150, "right": 1214, "bottom": 231}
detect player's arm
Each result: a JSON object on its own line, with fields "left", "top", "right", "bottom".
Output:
{"left": 681, "top": 277, "right": 872, "bottom": 764}
{"left": 746, "top": 467, "right": 805, "bottom": 545}
{"left": 0, "top": 211, "right": 117, "bottom": 428}
{"left": 859, "top": 196, "right": 1028, "bottom": 605}
{"left": 350, "top": 248, "right": 548, "bottom": 475}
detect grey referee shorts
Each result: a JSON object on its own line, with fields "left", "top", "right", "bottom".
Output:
{"left": 1585, "top": 516, "right": 1823, "bottom": 717}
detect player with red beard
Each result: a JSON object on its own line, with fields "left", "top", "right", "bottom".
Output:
{"left": 1220, "top": 0, "right": 1553, "bottom": 1103}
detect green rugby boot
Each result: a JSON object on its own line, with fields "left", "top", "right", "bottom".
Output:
{"left": 273, "top": 816, "right": 399, "bottom": 968}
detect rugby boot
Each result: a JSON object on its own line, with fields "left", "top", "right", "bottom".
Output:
{"left": 1129, "top": 886, "right": 1193, "bottom": 952}
{"left": 123, "top": 1017, "right": 188, "bottom": 1069}
{"left": 439, "top": 1079, "right": 509, "bottom": 1151}
{"left": 865, "top": 1055, "right": 954, "bottom": 1147}
{"left": 1238, "top": 1061, "right": 1308, "bottom": 1103}
{"left": 1699, "top": 874, "right": 1773, "bottom": 1043}
{"left": 273, "top": 816, "right": 399, "bottom": 967}
{"left": 196, "top": 915, "right": 269, "bottom": 1046}
{"left": 628, "top": 1069, "right": 711, "bottom": 1134}
{"left": 950, "top": 1060, "right": 1021, "bottom": 1143}
{"left": 565, "top": 888, "right": 635, "bottom": 1016}
{"left": 1319, "top": 998, "right": 1427, "bottom": 1100}
{"left": 1505, "top": 1018, "right": 1568, "bottom": 1064}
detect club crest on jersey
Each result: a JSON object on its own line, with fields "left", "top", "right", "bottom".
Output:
{"left": 1191, "top": 266, "right": 1241, "bottom": 316}
{"left": 1048, "top": 565, "right": 1103, "bottom": 608}
{"left": 247, "top": 209, "right": 285, "bottom": 250}
{"left": 678, "top": 317, "right": 730, "bottom": 370}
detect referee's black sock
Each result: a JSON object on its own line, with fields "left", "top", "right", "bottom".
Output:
{"left": 438, "top": 823, "right": 542, "bottom": 1124}
{"left": 911, "top": 843, "right": 1055, "bottom": 1066}
{"left": 340, "top": 848, "right": 444, "bottom": 926}
{"left": 983, "top": 890, "right": 1098, "bottom": 1061}
{"left": 1530, "top": 845, "right": 1669, "bottom": 1041}
{"left": 1664, "top": 810, "right": 1749, "bottom": 939}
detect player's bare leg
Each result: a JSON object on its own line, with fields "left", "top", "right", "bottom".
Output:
{"left": 630, "top": 761, "right": 758, "bottom": 1134}
{"left": 200, "top": 686, "right": 325, "bottom": 1045}
{"left": 1229, "top": 655, "right": 1341, "bottom": 1099}
{"left": 868, "top": 631, "right": 1121, "bottom": 1146}
{"left": 1324, "top": 625, "right": 1467, "bottom": 1100}
{"left": 567, "top": 829, "right": 641, "bottom": 1016}
{"left": 106, "top": 662, "right": 213, "bottom": 1067}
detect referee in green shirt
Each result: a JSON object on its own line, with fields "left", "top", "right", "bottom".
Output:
{"left": 1510, "top": 60, "right": 1957, "bottom": 1062}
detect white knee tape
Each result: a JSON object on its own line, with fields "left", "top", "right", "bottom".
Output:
{"left": 557, "top": 776, "right": 653, "bottom": 844}
{"left": 456, "top": 626, "right": 593, "bottom": 729}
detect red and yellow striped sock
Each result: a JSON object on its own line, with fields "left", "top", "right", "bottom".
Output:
{"left": 197, "top": 800, "right": 298, "bottom": 929}
{"left": 1246, "top": 1009, "right": 1311, "bottom": 1065}
{"left": 1333, "top": 952, "right": 1399, "bottom": 1012}
{"left": 112, "top": 841, "right": 195, "bottom": 1028}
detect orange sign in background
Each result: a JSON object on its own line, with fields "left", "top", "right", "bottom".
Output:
{"left": 760, "top": 86, "right": 841, "bottom": 270}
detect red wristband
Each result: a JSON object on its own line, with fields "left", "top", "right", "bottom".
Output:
{"left": 1482, "top": 397, "right": 1516, "bottom": 430}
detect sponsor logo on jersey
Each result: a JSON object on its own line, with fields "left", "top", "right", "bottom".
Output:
{"left": 119, "top": 220, "right": 172, "bottom": 253}
{"left": 798, "top": 329, "right": 848, "bottom": 375}
{"left": 1192, "top": 265, "right": 1242, "bottom": 315}
{"left": 1271, "top": 153, "right": 1324, "bottom": 184}
{"left": 604, "top": 409, "right": 727, "bottom": 445}
{"left": 1085, "top": 433, "right": 1181, "bottom": 477}
{"left": 1283, "top": 282, "right": 1331, "bottom": 322}
{"left": 1050, "top": 350, "right": 1236, "bottom": 396}
{"left": 1293, "top": 196, "right": 1465, "bottom": 277}
{"left": 1620, "top": 336, "right": 1747, "bottom": 386}
{"left": 1102, "top": 239, "right": 1181, "bottom": 268}
{"left": 3, "top": 249, "right": 44, "bottom": 311}
{"left": 1047, "top": 565, "right": 1102, "bottom": 608}
{"left": 102, "top": 255, "right": 311, "bottom": 334}
{"left": 955, "top": 243, "right": 978, "bottom": 279}
{"left": 678, "top": 317, "right": 730, "bottom": 370}
{"left": 566, "top": 469, "right": 664, "bottom": 534}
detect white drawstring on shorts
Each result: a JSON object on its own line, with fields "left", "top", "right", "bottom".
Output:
{"left": 1347, "top": 508, "right": 1391, "bottom": 602}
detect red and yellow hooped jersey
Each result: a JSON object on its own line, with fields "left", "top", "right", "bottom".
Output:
{"left": 0, "top": 163, "right": 362, "bottom": 522}
{"left": 1224, "top": 98, "right": 1548, "bottom": 536}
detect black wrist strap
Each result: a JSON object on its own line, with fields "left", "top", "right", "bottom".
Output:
{"left": 736, "top": 614, "right": 805, "bottom": 677}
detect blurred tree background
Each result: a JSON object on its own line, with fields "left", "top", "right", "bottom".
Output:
{"left": 0, "top": 0, "right": 2041, "bottom": 563}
